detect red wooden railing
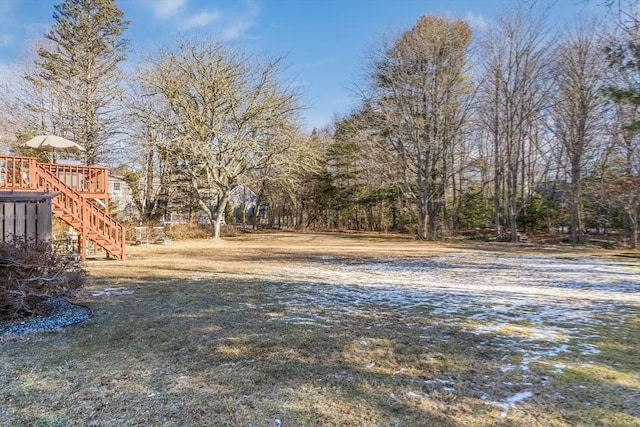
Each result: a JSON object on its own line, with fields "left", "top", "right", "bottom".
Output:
{"left": 0, "top": 156, "right": 108, "bottom": 197}
{"left": 0, "top": 156, "right": 36, "bottom": 190}
{"left": 40, "top": 163, "right": 109, "bottom": 200}
{"left": 0, "top": 155, "right": 126, "bottom": 260}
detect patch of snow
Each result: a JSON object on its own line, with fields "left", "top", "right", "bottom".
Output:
{"left": 578, "top": 344, "right": 601, "bottom": 355}
{"left": 436, "top": 378, "right": 455, "bottom": 386}
{"left": 227, "top": 250, "right": 638, "bottom": 404}
{"left": 90, "top": 287, "right": 134, "bottom": 297}
{"left": 494, "top": 390, "right": 535, "bottom": 417}
{"left": 505, "top": 390, "right": 534, "bottom": 405}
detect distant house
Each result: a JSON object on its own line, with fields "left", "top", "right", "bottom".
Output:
{"left": 228, "top": 184, "right": 258, "bottom": 223}
{"left": 105, "top": 169, "right": 265, "bottom": 225}
{"left": 108, "top": 176, "right": 136, "bottom": 220}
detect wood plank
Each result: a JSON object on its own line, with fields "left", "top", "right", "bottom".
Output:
{"left": 2, "top": 202, "right": 15, "bottom": 242}
{"left": 39, "top": 200, "right": 53, "bottom": 242}
{"left": 14, "top": 202, "right": 26, "bottom": 239}
{"left": 26, "top": 201, "right": 37, "bottom": 241}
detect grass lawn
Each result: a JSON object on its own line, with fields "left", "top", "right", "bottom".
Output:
{"left": 1, "top": 232, "right": 638, "bottom": 426}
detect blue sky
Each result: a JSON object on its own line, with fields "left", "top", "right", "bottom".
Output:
{"left": 0, "top": 0, "right": 605, "bottom": 131}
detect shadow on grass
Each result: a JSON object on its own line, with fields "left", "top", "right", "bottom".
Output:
{"left": 1, "top": 268, "right": 638, "bottom": 426}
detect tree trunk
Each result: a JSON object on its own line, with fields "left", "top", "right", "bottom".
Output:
{"left": 569, "top": 174, "right": 582, "bottom": 243}
{"left": 418, "top": 200, "right": 429, "bottom": 240}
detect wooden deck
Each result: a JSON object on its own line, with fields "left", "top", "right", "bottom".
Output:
{"left": 0, "top": 155, "right": 126, "bottom": 260}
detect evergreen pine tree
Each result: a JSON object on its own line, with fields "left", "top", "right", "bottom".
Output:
{"left": 32, "top": 0, "right": 129, "bottom": 164}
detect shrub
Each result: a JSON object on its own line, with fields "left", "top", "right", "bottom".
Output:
{"left": 458, "top": 189, "right": 493, "bottom": 230}
{"left": 164, "top": 223, "right": 210, "bottom": 240}
{"left": 0, "top": 238, "right": 86, "bottom": 321}
{"left": 464, "top": 232, "right": 493, "bottom": 242}
{"left": 163, "top": 222, "right": 241, "bottom": 240}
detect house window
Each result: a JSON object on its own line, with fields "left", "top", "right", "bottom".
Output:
{"left": 113, "top": 182, "right": 121, "bottom": 191}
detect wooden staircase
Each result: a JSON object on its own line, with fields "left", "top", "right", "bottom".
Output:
{"left": 0, "top": 155, "right": 126, "bottom": 260}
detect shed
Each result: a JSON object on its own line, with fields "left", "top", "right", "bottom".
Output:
{"left": 0, "top": 191, "right": 58, "bottom": 243}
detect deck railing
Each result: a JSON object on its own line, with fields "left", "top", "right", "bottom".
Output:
{"left": 0, "top": 155, "right": 108, "bottom": 198}
{"left": 0, "top": 154, "right": 126, "bottom": 260}
{"left": 0, "top": 156, "right": 37, "bottom": 191}
{"left": 40, "top": 162, "right": 108, "bottom": 198}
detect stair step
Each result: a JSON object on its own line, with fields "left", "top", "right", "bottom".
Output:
{"left": 38, "top": 165, "right": 126, "bottom": 260}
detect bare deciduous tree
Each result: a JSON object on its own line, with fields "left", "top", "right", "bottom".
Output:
{"left": 477, "top": 4, "right": 551, "bottom": 241}
{"left": 367, "top": 15, "right": 473, "bottom": 239}
{"left": 121, "top": 82, "right": 178, "bottom": 222}
{"left": 550, "top": 20, "right": 608, "bottom": 243}
{"left": 138, "top": 38, "right": 301, "bottom": 238}
{"left": 245, "top": 129, "right": 323, "bottom": 230}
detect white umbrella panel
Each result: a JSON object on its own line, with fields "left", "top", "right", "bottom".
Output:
{"left": 24, "top": 135, "right": 85, "bottom": 162}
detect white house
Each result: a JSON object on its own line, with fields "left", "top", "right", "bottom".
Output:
{"left": 228, "top": 184, "right": 258, "bottom": 222}
{"left": 108, "top": 176, "right": 136, "bottom": 220}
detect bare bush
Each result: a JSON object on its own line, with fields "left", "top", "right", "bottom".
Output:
{"left": 0, "top": 238, "right": 85, "bottom": 321}
{"left": 163, "top": 223, "right": 239, "bottom": 240}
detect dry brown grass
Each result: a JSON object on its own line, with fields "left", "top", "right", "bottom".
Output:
{"left": 0, "top": 232, "right": 638, "bottom": 426}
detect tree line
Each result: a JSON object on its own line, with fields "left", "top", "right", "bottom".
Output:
{"left": 0, "top": 0, "right": 638, "bottom": 245}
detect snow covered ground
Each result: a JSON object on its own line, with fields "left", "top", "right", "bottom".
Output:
{"left": 243, "top": 251, "right": 639, "bottom": 414}
{"left": 258, "top": 252, "right": 638, "bottom": 332}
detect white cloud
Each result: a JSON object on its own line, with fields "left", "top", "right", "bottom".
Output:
{"left": 153, "top": 0, "right": 187, "bottom": 19}
{"left": 220, "top": 0, "right": 259, "bottom": 40}
{"left": 164, "top": 1, "right": 259, "bottom": 40}
{"left": 463, "top": 12, "right": 490, "bottom": 31}
{"left": 221, "top": 19, "right": 254, "bottom": 40}
{"left": 181, "top": 10, "right": 221, "bottom": 30}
